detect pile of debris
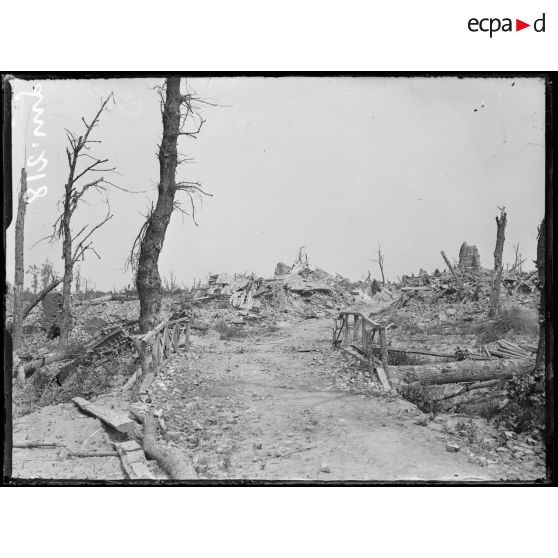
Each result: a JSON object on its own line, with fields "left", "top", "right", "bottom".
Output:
{"left": 184, "top": 255, "right": 374, "bottom": 318}
{"left": 381, "top": 242, "right": 539, "bottom": 317}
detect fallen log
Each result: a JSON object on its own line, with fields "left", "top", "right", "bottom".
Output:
{"left": 22, "top": 277, "right": 63, "bottom": 319}
{"left": 439, "top": 379, "right": 501, "bottom": 400}
{"left": 130, "top": 411, "right": 197, "bottom": 479}
{"left": 72, "top": 397, "right": 136, "bottom": 433}
{"left": 16, "top": 349, "right": 74, "bottom": 379}
{"left": 388, "top": 357, "right": 533, "bottom": 385}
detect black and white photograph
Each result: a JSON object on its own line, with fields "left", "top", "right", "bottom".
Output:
{"left": 2, "top": 74, "right": 552, "bottom": 484}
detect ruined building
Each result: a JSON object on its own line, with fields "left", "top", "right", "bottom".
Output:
{"left": 458, "top": 242, "right": 481, "bottom": 270}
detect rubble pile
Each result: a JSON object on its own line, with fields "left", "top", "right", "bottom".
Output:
{"left": 383, "top": 264, "right": 538, "bottom": 318}
{"left": 184, "top": 260, "right": 375, "bottom": 319}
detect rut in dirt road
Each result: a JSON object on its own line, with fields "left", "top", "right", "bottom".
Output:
{"left": 147, "top": 318, "right": 503, "bottom": 481}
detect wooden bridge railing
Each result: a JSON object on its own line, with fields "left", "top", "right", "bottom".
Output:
{"left": 333, "top": 312, "right": 392, "bottom": 391}
{"left": 126, "top": 316, "right": 191, "bottom": 397}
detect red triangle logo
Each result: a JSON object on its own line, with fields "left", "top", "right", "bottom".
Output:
{"left": 516, "top": 19, "right": 530, "bottom": 31}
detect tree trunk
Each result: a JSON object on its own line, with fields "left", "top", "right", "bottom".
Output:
{"left": 58, "top": 153, "right": 77, "bottom": 345}
{"left": 14, "top": 349, "right": 71, "bottom": 379}
{"left": 134, "top": 412, "right": 197, "bottom": 479}
{"left": 535, "top": 217, "right": 545, "bottom": 373}
{"left": 489, "top": 208, "right": 507, "bottom": 317}
{"left": 12, "top": 169, "right": 28, "bottom": 351}
{"left": 388, "top": 357, "right": 533, "bottom": 385}
{"left": 136, "top": 78, "right": 182, "bottom": 333}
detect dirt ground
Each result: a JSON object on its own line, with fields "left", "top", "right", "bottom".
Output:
{"left": 11, "top": 316, "right": 545, "bottom": 482}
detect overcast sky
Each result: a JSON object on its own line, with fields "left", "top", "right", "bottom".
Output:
{"left": 7, "top": 76, "right": 545, "bottom": 291}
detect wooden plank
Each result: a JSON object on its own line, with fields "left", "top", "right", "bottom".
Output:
{"left": 337, "top": 312, "right": 382, "bottom": 329}
{"left": 141, "top": 319, "right": 169, "bottom": 344}
{"left": 114, "top": 440, "right": 154, "bottom": 479}
{"left": 440, "top": 250, "right": 464, "bottom": 289}
{"left": 375, "top": 365, "right": 392, "bottom": 391}
{"left": 340, "top": 346, "right": 368, "bottom": 365}
{"left": 72, "top": 397, "right": 135, "bottom": 433}
{"left": 172, "top": 325, "right": 179, "bottom": 352}
{"left": 121, "top": 367, "right": 141, "bottom": 391}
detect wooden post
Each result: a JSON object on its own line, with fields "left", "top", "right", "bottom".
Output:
{"left": 379, "top": 326, "right": 389, "bottom": 373}
{"left": 333, "top": 318, "right": 338, "bottom": 345}
{"left": 163, "top": 326, "right": 169, "bottom": 359}
{"left": 153, "top": 339, "right": 159, "bottom": 373}
{"left": 172, "top": 324, "right": 179, "bottom": 352}
{"left": 362, "top": 319, "right": 367, "bottom": 354}
{"left": 440, "top": 250, "right": 464, "bottom": 290}
{"left": 366, "top": 332, "right": 374, "bottom": 377}
{"left": 342, "top": 316, "right": 349, "bottom": 347}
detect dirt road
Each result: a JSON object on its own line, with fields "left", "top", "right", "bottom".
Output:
{"left": 147, "top": 318, "right": 506, "bottom": 481}
{"left": 13, "top": 317, "right": 544, "bottom": 481}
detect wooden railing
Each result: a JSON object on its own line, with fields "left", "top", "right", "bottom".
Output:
{"left": 140, "top": 316, "right": 190, "bottom": 373}
{"left": 333, "top": 312, "right": 392, "bottom": 391}
{"left": 126, "top": 316, "right": 190, "bottom": 397}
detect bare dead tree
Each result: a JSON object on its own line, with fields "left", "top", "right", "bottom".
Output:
{"left": 40, "top": 259, "right": 54, "bottom": 290}
{"left": 51, "top": 94, "right": 119, "bottom": 345}
{"left": 163, "top": 270, "right": 179, "bottom": 294}
{"left": 373, "top": 243, "right": 386, "bottom": 286}
{"left": 12, "top": 169, "right": 28, "bottom": 350}
{"left": 512, "top": 242, "right": 523, "bottom": 273}
{"left": 489, "top": 207, "right": 507, "bottom": 317}
{"left": 132, "top": 78, "right": 212, "bottom": 332}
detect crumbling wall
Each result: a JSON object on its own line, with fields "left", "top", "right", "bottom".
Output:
{"left": 458, "top": 242, "right": 481, "bottom": 270}
{"left": 274, "top": 262, "right": 291, "bottom": 276}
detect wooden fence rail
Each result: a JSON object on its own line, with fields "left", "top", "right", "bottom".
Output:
{"left": 127, "top": 317, "right": 190, "bottom": 396}
{"left": 333, "top": 312, "right": 392, "bottom": 391}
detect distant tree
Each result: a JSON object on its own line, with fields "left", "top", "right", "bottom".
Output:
{"left": 512, "top": 242, "right": 523, "bottom": 273}
{"left": 40, "top": 259, "right": 54, "bottom": 290}
{"left": 372, "top": 243, "right": 386, "bottom": 286}
{"left": 27, "top": 264, "right": 40, "bottom": 294}
{"left": 163, "top": 270, "right": 179, "bottom": 294}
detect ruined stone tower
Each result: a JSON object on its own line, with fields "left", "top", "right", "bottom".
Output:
{"left": 458, "top": 242, "right": 481, "bottom": 270}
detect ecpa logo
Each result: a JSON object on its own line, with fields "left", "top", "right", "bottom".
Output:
{"left": 468, "top": 13, "right": 546, "bottom": 37}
